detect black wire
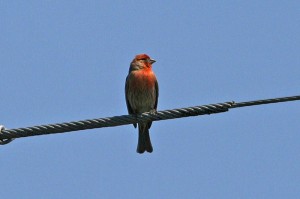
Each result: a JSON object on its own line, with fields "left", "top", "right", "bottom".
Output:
{"left": 231, "top": 95, "right": 300, "bottom": 108}
{"left": 0, "top": 95, "right": 299, "bottom": 143}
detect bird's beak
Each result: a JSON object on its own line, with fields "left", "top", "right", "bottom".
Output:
{"left": 149, "top": 59, "right": 156, "bottom": 64}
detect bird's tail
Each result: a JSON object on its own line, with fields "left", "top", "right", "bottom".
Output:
{"left": 137, "top": 123, "right": 153, "bottom": 154}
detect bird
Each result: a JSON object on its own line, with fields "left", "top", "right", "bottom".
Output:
{"left": 125, "top": 54, "right": 159, "bottom": 154}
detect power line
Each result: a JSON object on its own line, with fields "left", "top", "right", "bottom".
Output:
{"left": 0, "top": 95, "right": 299, "bottom": 145}
{"left": 231, "top": 95, "right": 300, "bottom": 108}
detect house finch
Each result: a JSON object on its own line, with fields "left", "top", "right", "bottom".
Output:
{"left": 125, "top": 54, "right": 159, "bottom": 154}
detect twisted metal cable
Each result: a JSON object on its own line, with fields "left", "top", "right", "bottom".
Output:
{"left": 0, "top": 95, "right": 299, "bottom": 144}
{"left": 0, "top": 126, "right": 15, "bottom": 145}
{"left": 0, "top": 102, "right": 234, "bottom": 140}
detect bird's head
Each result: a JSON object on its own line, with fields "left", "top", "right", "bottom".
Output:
{"left": 130, "top": 54, "right": 156, "bottom": 71}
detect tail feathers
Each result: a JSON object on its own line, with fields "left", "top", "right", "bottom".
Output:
{"left": 137, "top": 123, "right": 153, "bottom": 154}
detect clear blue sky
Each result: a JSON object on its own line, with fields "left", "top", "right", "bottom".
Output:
{"left": 1, "top": 1, "right": 299, "bottom": 198}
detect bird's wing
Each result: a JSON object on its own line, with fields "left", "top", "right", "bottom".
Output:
{"left": 148, "top": 78, "right": 159, "bottom": 129}
{"left": 154, "top": 78, "right": 159, "bottom": 110}
{"left": 125, "top": 76, "right": 134, "bottom": 114}
{"left": 125, "top": 76, "right": 137, "bottom": 128}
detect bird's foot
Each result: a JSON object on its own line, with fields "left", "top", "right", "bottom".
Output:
{"left": 149, "top": 109, "right": 157, "bottom": 115}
